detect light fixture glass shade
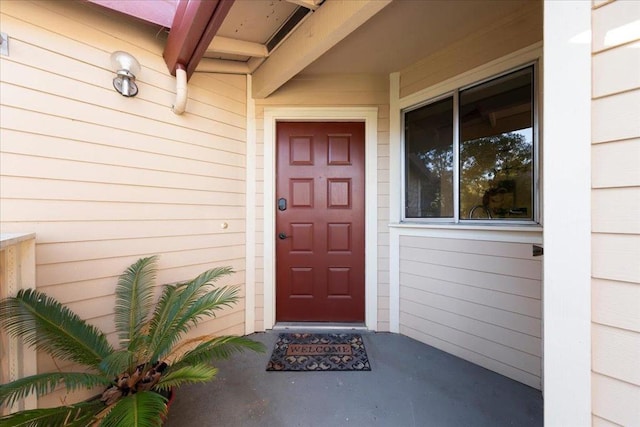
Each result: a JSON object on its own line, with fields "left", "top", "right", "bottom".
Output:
{"left": 111, "top": 51, "right": 140, "bottom": 76}
{"left": 110, "top": 51, "right": 140, "bottom": 97}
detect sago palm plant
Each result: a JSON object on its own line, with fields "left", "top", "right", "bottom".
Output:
{"left": 0, "top": 256, "right": 264, "bottom": 426}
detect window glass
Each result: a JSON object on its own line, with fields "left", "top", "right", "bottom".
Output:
{"left": 459, "top": 67, "right": 534, "bottom": 220}
{"left": 404, "top": 97, "right": 454, "bottom": 218}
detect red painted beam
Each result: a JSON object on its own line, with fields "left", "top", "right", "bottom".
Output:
{"left": 186, "top": 0, "right": 234, "bottom": 78}
{"left": 163, "top": 0, "right": 234, "bottom": 79}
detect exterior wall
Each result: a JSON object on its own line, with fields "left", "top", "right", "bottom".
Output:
{"left": 392, "top": 2, "right": 543, "bottom": 389}
{"left": 591, "top": 1, "right": 640, "bottom": 425}
{"left": 253, "top": 74, "right": 390, "bottom": 331}
{"left": 0, "top": 0, "right": 247, "bottom": 406}
{"left": 398, "top": 232, "right": 542, "bottom": 389}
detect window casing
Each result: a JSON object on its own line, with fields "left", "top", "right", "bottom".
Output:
{"left": 402, "top": 64, "right": 538, "bottom": 224}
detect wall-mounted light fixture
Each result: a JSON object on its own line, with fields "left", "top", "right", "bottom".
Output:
{"left": 110, "top": 51, "right": 140, "bottom": 97}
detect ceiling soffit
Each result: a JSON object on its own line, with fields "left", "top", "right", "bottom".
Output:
{"left": 251, "top": 0, "right": 393, "bottom": 98}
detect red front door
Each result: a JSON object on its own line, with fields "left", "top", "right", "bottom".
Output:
{"left": 276, "top": 122, "right": 365, "bottom": 322}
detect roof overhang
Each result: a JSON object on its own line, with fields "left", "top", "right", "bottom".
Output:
{"left": 251, "top": 0, "right": 392, "bottom": 98}
{"left": 84, "top": 0, "right": 393, "bottom": 96}
{"left": 163, "top": 0, "right": 235, "bottom": 79}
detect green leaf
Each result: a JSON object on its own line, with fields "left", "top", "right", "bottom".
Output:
{"left": 155, "top": 286, "right": 239, "bottom": 359}
{"left": 114, "top": 256, "right": 157, "bottom": 351}
{"left": 0, "top": 289, "right": 113, "bottom": 369}
{"left": 0, "top": 372, "right": 111, "bottom": 409}
{"left": 99, "top": 391, "right": 167, "bottom": 427}
{"left": 0, "top": 399, "right": 103, "bottom": 427}
{"left": 170, "top": 336, "right": 265, "bottom": 371}
{"left": 98, "top": 350, "right": 137, "bottom": 378}
{"left": 146, "top": 267, "right": 236, "bottom": 361}
{"left": 179, "top": 285, "right": 239, "bottom": 326}
{"left": 142, "top": 285, "right": 181, "bottom": 361}
{"left": 155, "top": 364, "right": 218, "bottom": 392}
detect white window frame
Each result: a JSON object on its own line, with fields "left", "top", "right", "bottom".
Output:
{"left": 400, "top": 62, "right": 542, "bottom": 226}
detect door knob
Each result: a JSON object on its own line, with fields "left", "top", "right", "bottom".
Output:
{"left": 278, "top": 232, "right": 288, "bottom": 240}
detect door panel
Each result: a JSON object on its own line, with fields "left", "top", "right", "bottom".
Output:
{"left": 276, "top": 122, "right": 365, "bottom": 322}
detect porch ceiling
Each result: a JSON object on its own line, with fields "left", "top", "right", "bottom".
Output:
{"left": 85, "top": 0, "right": 537, "bottom": 97}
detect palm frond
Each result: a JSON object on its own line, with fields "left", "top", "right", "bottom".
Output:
{"left": 155, "top": 364, "right": 218, "bottom": 392}
{"left": 0, "top": 399, "right": 103, "bottom": 427}
{"left": 169, "top": 336, "right": 265, "bottom": 371}
{"left": 179, "top": 285, "right": 240, "bottom": 326}
{"left": 146, "top": 267, "right": 235, "bottom": 361}
{"left": 0, "top": 372, "right": 111, "bottom": 409}
{"left": 0, "top": 289, "right": 113, "bottom": 368}
{"left": 140, "top": 284, "right": 181, "bottom": 363}
{"left": 150, "top": 286, "right": 239, "bottom": 362}
{"left": 156, "top": 286, "right": 240, "bottom": 358}
{"left": 98, "top": 391, "right": 167, "bottom": 427}
{"left": 114, "top": 256, "right": 157, "bottom": 350}
{"left": 98, "top": 350, "right": 137, "bottom": 378}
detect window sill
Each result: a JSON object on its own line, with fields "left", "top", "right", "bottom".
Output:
{"left": 388, "top": 222, "right": 542, "bottom": 243}
{"left": 389, "top": 222, "right": 542, "bottom": 232}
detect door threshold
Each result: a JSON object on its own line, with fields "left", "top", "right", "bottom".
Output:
{"left": 273, "top": 322, "right": 368, "bottom": 331}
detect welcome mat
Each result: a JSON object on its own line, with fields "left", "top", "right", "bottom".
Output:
{"left": 266, "top": 333, "right": 371, "bottom": 371}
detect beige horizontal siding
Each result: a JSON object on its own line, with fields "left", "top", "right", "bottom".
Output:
{"left": 592, "top": 0, "right": 640, "bottom": 53}
{"left": 0, "top": 219, "right": 245, "bottom": 244}
{"left": 592, "top": 234, "right": 640, "bottom": 283}
{"left": 592, "top": 90, "right": 640, "bottom": 144}
{"left": 591, "top": 1, "right": 640, "bottom": 424}
{"left": 0, "top": 1, "right": 248, "bottom": 409}
{"left": 592, "top": 139, "right": 640, "bottom": 188}
{"left": 592, "top": 41, "right": 640, "bottom": 98}
{"left": 399, "top": 235, "right": 542, "bottom": 389}
{"left": 592, "top": 188, "right": 640, "bottom": 234}
{"left": 592, "top": 279, "right": 640, "bottom": 333}
{"left": 592, "top": 373, "right": 640, "bottom": 427}
{"left": 592, "top": 324, "right": 640, "bottom": 386}
{"left": 401, "top": 246, "right": 541, "bottom": 281}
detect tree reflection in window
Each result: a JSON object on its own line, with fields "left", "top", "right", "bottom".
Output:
{"left": 460, "top": 130, "right": 532, "bottom": 219}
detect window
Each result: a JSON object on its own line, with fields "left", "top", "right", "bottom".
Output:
{"left": 404, "top": 65, "right": 537, "bottom": 223}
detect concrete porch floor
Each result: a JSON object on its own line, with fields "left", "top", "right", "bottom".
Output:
{"left": 165, "top": 330, "right": 543, "bottom": 426}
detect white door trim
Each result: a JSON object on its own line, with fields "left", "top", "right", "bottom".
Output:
{"left": 263, "top": 107, "right": 378, "bottom": 330}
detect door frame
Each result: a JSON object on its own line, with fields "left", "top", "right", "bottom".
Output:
{"left": 263, "top": 107, "right": 378, "bottom": 330}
